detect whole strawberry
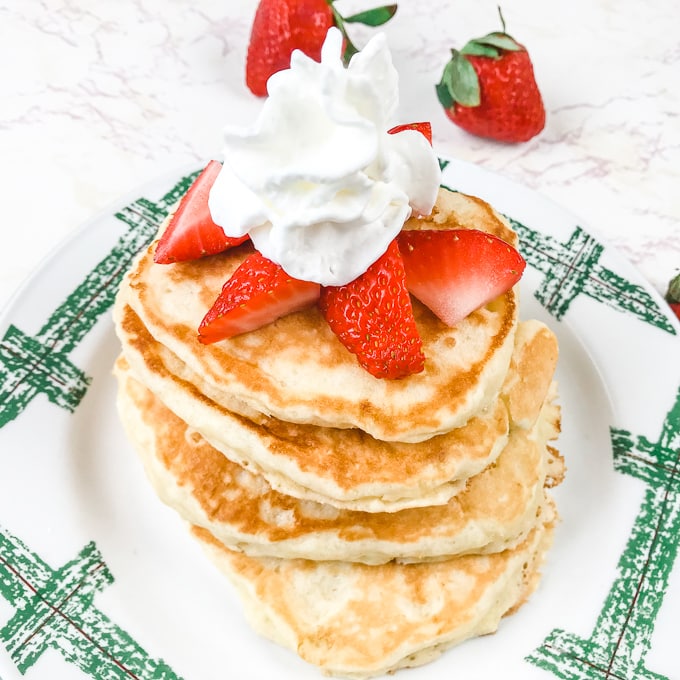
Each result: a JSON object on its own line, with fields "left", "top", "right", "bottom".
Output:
{"left": 436, "top": 9, "right": 545, "bottom": 143}
{"left": 246, "top": 0, "right": 397, "bottom": 97}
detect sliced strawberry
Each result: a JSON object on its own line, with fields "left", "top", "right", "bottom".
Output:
{"left": 198, "top": 251, "right": 320, "bottom": 343}
{"left": 154, "top": 161, "right": 249, "bottom": 265}
{"left": 398, "top": 229, "right": 525, "bottom": 326}
{"left": 388, "top": 121, "right": 433, "bottom": 145}
{"left": 319, "top": 240, "right": 425, "bottom": 379}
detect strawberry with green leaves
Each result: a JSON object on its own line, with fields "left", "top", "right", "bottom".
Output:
{"left": 246, "top": 0, "right": 397, "bottom": 97}
{"left": 436, "top": 9, "right": 545, "bottom": 143}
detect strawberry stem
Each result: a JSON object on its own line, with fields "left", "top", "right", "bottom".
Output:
{"left": 329, "top": 4, "right": 359, "bottom": 64}
{"left": 327, "top": 0, "right": 398, "bottom": 65}
{"left": 498, "top": 5, "right": 506, "bottom": 33}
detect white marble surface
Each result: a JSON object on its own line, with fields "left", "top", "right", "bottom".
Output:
{"left": 1, "top": 0, "right": 678, "bottom": 311}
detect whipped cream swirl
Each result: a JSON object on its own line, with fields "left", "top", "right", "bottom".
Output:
{"left": 208, "top": 27, "right": 441, "bottom": 286}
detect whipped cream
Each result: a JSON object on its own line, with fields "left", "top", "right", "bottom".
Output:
{"left": 208, "top": 27, "right": 441, "bottom": 286}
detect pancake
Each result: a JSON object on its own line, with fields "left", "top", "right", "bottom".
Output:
{"left": 191, "top": 505, "right": 556, "bottom": 679}
{"left": 115, "top": 354, "right": 561, "bottom": 563}
{"left": 114, "top": 297, "right": 557, "bottom": 510}
{"left": 117, "top": 187, "right": 519, "bottom": 443}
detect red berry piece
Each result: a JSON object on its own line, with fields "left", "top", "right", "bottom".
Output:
{"left": 319, "top": 240, "right": 425, "bottom": 379}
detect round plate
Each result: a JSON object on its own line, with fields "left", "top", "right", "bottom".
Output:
{"left": 0, "top": 158, "right": 678, "bottom": 680}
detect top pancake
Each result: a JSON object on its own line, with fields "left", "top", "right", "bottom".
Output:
{"left": 118, "top": 187, "right": 519, "bottom": 443}
{"left": 115, "top": 299, "right": 557, "bottom": 510}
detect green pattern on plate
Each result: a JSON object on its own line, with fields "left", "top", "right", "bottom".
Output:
{"left": 1, "top": 164, "right": 677, "bottom": 678}
{"left": 0, "top": 525, "right": 182, "bottom": 679}
{"left": 506, "top": 215, "right": 675, "bottom": 335}
{"left": 0, "top": 170, "right": 199, "bottom": 431}
{"left": 527, "top": 386, "right": 680, "bottom": 679}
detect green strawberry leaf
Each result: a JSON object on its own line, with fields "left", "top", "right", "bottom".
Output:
{"left": 344, "top": 5, "right": 398, "bottom": 26}
{"left": 667, "top": 272, "right": 680, "bottom": 303}
{"left": 474, "top": 31, "right": 521, "bottom": 52}
{"left": 436, "top": 50, "right": 480, "bottom": 108}
{"left": 435, "top": 80, "right": 454, "bottom": 109}
{"left": 330, "top": 5, "right": 357, "bottom": 64}
{"left": 447, "top": 52, "right": 480, "bottom": 107}
{"left": 343, "top": 39, "right": 360, "bottom": 63}
{"left": 460, "top": 40, "right": 500, "bottom": 58}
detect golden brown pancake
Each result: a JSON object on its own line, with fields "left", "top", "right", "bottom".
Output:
{"left": 115, "top": 355, "right": 561, "bottom": 563}
{"left": 116, "top": 188, "right": 519, "bottom": 443}
{"left": 191, "top": 505, "right": 556, "bottom": 679}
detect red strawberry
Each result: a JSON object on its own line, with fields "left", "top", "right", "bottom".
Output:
{"left": 198, "top": 251, "right": 320, "bottom": 343}
{"left": 398, "top": 229, "right": 525, "bottom": 326}
{"left": 154, "top": 161, "right": 248, "bottom": 264}
{"left": 388, "top": 121, "right": 433, "bottom": 145}
{"left": 246, "top": 0, "right": 334, "bottom": 97}
{"left": 245, "top": 0, "right": 398, "bottom": 97}
{"left": 435, "top": 10, "right": 545, "bottom": 143}
{"left": 670, "top": 302, "right": 680, "bottom": 321}
{"left": 319, "top": 240, "right": 425, "bottom": 379}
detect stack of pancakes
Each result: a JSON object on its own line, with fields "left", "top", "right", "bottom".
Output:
{"left": 113, "top": 187, "right": 564, "bottom": 677}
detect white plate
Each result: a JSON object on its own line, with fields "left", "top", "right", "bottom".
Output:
{"left": 1, "top": 159, "right": 678, "bottom": 680}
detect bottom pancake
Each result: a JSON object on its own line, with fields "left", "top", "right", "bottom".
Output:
{"left": 192, "top": 505, "right": 556, "bottom": 679}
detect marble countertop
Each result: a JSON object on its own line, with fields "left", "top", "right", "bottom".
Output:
{"left": 1, "top": 0, "right": 678, "bottom": 311}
